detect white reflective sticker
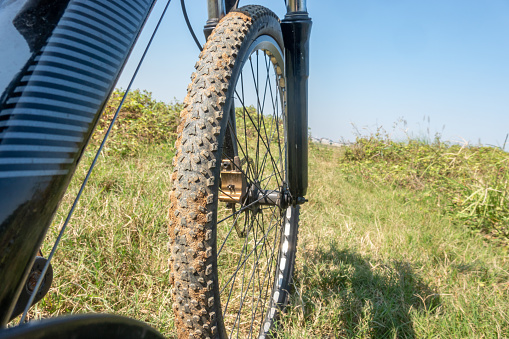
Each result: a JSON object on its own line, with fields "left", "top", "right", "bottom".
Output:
{"left": 280, "top": 258, "right": 286, "bottom": 270}
{"left": 273, "top": 291, "right": 279, "bottom": 303}
{"left": 264, "top": 321, "right": 271, "bottom": 331}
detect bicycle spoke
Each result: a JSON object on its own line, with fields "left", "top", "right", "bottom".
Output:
{"left": 265, "top": 57, "right": 285, "bottom": 184}
{"left": 257, "top": 118, "right": 284, "bottom": 188}
{"left": 250, "top": 58, "right": 285, "bottom": 187}
{"left": 222, "top": 211, "right": 256, "bottom": 316}
{"left": 170, "top": 8, "right": 300, "bottom": 338}
{"left": 224, "top": 216, "right": 282, "bottom": 338}
{"left": 219, "top": 213, "right": 282, "bottom": 296}
{"left": 217, "top": 188, "right": 281, "bottom": 258}
{"left": 249, "top": 212, "right": 281, "bottom": 336}
{"left": 235, "top": 208, "right": 281, "bottom": 336}
{"left": 234, "top": 89, "right": 279, "bottom": 179}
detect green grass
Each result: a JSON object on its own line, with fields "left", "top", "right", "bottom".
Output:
{"left": 92, "top": 89, "right": 182, "bottom": 156}
{"left": 339, "top": 133, "right": 509, "bottom": 242}
{"left": 281, "top": 144, "right": 509, "bottom": 338}
{"left": 33, "top": 143, "right": 176, "bottom": 334}
{"left": 18, "top": 91, "right": 509, "bottom": 337}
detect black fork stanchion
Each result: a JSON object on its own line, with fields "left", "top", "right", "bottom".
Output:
{"left": 281, "top": 0, "right": 312, "bottom": 203}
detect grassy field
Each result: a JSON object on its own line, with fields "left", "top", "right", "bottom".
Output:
{"left": 282, "top": 144, "right": 508, "bottom": 337}
{"left": 20, "top": 91, "right": 509, "bottom": 337}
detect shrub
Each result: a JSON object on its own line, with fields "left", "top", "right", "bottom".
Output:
{"left": 338, "top": 131, "right": 509, "bottom": 242}
{"left": 91, "top": 89, "right": 182, "bottom": 156}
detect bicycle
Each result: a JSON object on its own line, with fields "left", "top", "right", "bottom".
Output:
{"left": 0, "top": 0, "right": 311, "bottom": 337}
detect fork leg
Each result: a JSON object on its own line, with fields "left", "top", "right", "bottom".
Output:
{"left": 204, "top": 0, "right": 238, "bottom": 40}
{"left": 286, "top": 0, "right": 307, "bottom": 12}
{"left": 281, "top": 0, "right": 312, "bottom": 202}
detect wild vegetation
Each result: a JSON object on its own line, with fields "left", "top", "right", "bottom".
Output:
{"left": 19, "top": 90, "right": 508, "bottom": 337}
{"left": 92, "top": 89, "right": 182, "bottom": 156}
{"left": 281, "top": 142, "right": 508, "bottom": 337}
{"left": 339, "top": 129, "right": 509, "bottom": 243}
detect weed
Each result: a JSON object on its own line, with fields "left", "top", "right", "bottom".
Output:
{"left": 281, "top": 143, "right": 509, "bottom": 337}
{"left": 16, "top": 92, "right": 509, "bottom": 337}
{"left": 92, "top": 89, "right": 181, "bottom": 157}
{"left": 338, "top": 130, "right": 509, "bottom": 242}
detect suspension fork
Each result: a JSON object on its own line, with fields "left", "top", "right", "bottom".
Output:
{"left": 204, "top": 0, "right": 311, "bottom": 204}
{"left": 282, "top": 0, "right": 312, "bottom": 203}
{"left": 204, "top": 0, "right": 238, "bottom": 40}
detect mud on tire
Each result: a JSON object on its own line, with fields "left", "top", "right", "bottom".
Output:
{"left": 169, "top": 6, "right": 299, "bottom": 338}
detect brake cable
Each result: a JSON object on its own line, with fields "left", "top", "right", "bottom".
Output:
{"left": 19, "top": 0, "right": 173, "bottom": 324}
{"left": 181, "top": 0, "right": 241, "bottom": 52}
{"left": 181, "top": 0, "right": 203, "bottom": 51}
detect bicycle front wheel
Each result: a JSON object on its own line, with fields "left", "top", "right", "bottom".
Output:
{"left": 169, "top": 6, "right": 299, "bottom": 338}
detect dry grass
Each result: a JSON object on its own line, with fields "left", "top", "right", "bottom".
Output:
{"left": 23, "top": 144, "right": 177, "bottom": 336}
{"left": 15, "top": 136, "right": 509, "bottom": 338}
{"left": 281, "top": 144, "right": 509, "bottom": 338}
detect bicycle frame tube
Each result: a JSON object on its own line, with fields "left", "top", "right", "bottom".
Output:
{"left": 282, "top": 0, "right": 312, "bottom": 201}
{"left": 0, "top": 0, "right": 156, "bottom": 325}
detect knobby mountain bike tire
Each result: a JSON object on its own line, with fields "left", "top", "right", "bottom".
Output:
{"left": 169, "top": 5, "right": 299, "bottom": 339}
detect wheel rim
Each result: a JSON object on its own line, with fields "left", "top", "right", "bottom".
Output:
{"left": 216, "top": 36, "right": 288, "bottom": 338}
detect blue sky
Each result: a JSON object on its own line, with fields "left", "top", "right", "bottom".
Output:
{"left": 118, "top": 0, "right": 509, "bottom": 146}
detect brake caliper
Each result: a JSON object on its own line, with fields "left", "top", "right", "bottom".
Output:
{"left": 219, "top": 156, "right": 248, "bottom": 237}
{"left": 218, "top": 156, "right": 246, "bottom": 205}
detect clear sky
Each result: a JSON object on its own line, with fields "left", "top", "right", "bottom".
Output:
{"left": 118, "top": 0, "right": 509, "bottom": 147}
